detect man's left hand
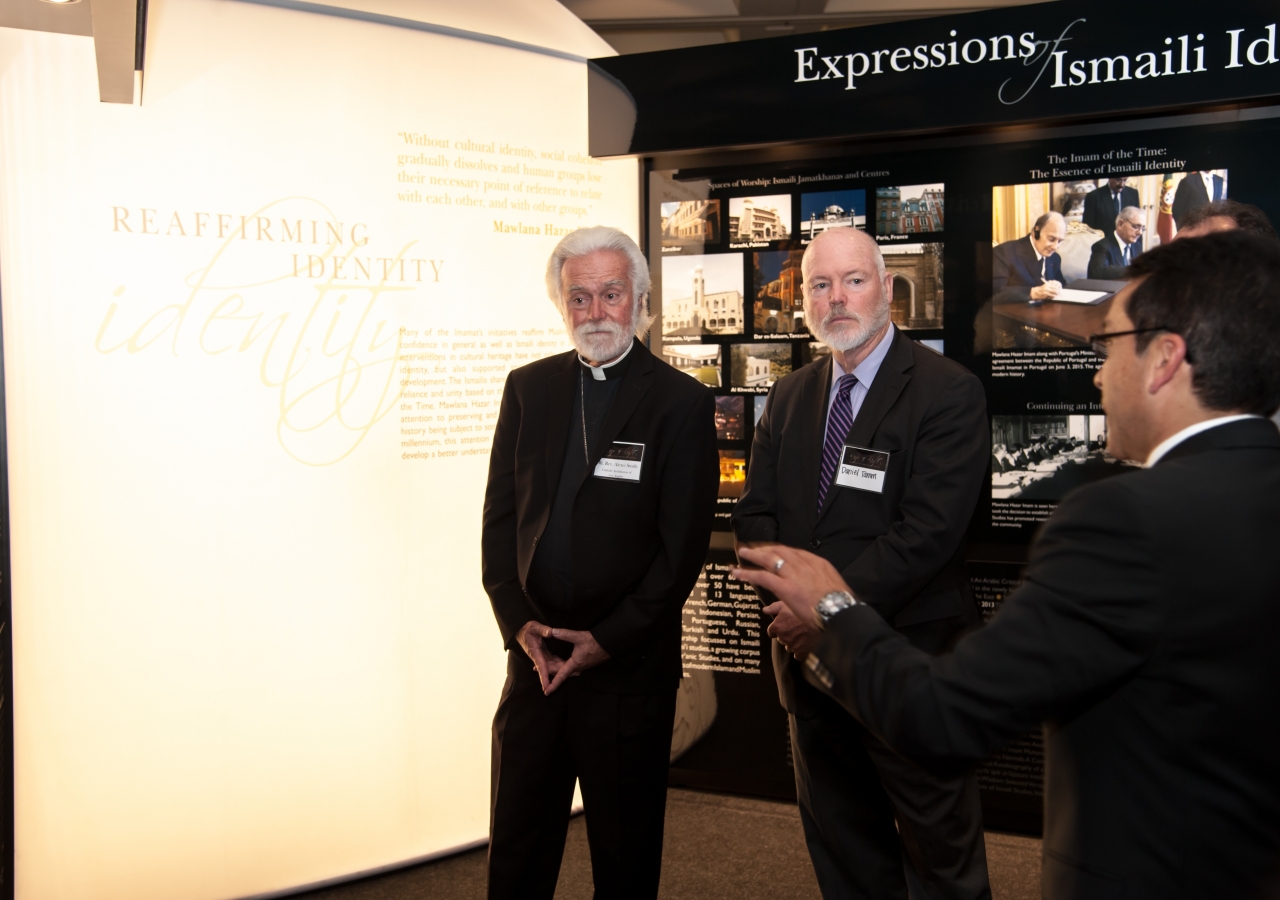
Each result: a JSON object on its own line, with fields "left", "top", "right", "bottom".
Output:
{"left": 543, "top": 628, "right": 611, "bottom": 695}
{"left": 763, "top": 601, "right": 820, "bottom": 660}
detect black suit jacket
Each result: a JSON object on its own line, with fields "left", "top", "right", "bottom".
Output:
{"left": 992, "top": 236, "right": 1064, "bottom": 301}
{"left": 733, "top": 330, "right": 989, "bottom": 714}
{"left": 481, "top": 339, "right": 719, "bottom": 693}
{"left": 1171, "top": 171, "right": 1225, "bottom": 228}
{"left": 1081, "top": 185, "right": 1140, "bottom": 234}
{"left": 809, "top": 418, "right": 1280, "bottom": 899}
{"left": 1086, "top": 231, "right": 1141, "bottom": 280}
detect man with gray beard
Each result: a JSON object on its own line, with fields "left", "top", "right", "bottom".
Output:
{"left": 482, "top": 226, "right": 718, "bottom": 900}
{"left": 734, "top": 227, "right": 991, "bottom": 900}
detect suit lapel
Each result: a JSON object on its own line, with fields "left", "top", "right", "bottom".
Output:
{"left": 817, "top": 331, "right": 913, "bottom": 522}
{"left": 799, "top": 357, "right": 833, "bottom": 530}
{"left": 544, "top": 352, "right": 578, "bottom": 501}
{"left": 590, "top": 339, "right": 653, "bottom": 467}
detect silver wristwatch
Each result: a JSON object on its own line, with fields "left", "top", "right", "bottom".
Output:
{"left": 815, "top": 590, "right": 858, "bottom": 627}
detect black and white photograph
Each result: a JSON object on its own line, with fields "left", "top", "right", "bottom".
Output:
{"left": 661, "top": 343, "right": 722, "bottom": 387}
{"left": 729, "top": 195, "right": 791, "bottom": 242}
{"left": 875, "top": 183, "right": 944, "bottom": 235}
{"left": 662, "top": 253, "right": 745, "bottom": 339}
{"left": 752, "top": 249, "right": 806, "bottom": 336}
{"left": 730, "top": 342, "right": 791, "bottom": 390}
{"left": 715, "top": 396, "right": 745, "bottom": 441}
{"left": 991, "top": 414, "right": 1134, "bottom": 502}
{"left": 660, "top": 199, "right": 721, "bottom": 249}
{"left": 883, "top": 242, "right": 944, "bottom": 330}
{"left": 800, "top": 190, "right": 866, "bottom": 238}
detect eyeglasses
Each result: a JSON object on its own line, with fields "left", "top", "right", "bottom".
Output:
{"left": 1087, "top": 327, "right": 1181, "bottom": 359}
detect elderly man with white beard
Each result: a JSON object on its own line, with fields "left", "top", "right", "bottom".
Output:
{"left": 733, "top": 227, "right": 992, "bottom": 900}
{"left": 481, "top": 226, "right": 719, "bottom": 900}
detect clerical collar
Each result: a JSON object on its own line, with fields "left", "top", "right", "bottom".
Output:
{"left": 578, "top": 339, "right": 634, "bottom": 381}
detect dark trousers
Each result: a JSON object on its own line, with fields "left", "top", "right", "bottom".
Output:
{"left": 488, "top": 658, "right": 678, "bottom": 900}
{"left": 791, "top": 698, "right": 991, "bottom": 900}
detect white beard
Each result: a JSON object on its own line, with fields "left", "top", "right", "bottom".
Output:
{"left": 568, "top": 315, "right": 634, "bottom": 363}
{"left": 810, "top": 299, "right": 890, "bottom": 353}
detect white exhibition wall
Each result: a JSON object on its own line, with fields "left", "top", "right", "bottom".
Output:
{"left": 0, "top": 3, "right": 638, "bottom": 897}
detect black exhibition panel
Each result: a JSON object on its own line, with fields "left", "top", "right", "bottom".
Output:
{"left": 601, "top": 0, "right": 1280, "bottom": 837}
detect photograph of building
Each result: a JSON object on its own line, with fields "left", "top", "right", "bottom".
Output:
{"left": 718, "top": 450, "right": 747, "bottom": 498}
{"left": 753, "top": 249, "right": 806, "bottom": 335}
{"left": 662, "top": 253, "right": 745, "bottom": 338}
{"left": 881, "top": 242, "right": 944, "bottom": 330}
{"left": 753, "top": 394, "right": 767, "bottom": 426}
{"left": 729, "top": 195, "right": 791, "bottom": 241}
{"left": 662, "top": 343, "right": 722, "bottom": 386}
{"left": 715, "top": 396, "right": 745, "bottom": 440}
{"left": 731, "top": 342, "right": 791, "bottom": 389}
{"left": 875, "top": 183, "right": 944, "bottom": 235}
{"left": 660, "top": 199, "right": 721, "bottom": 248}
{"left": 800, "top": 190, "right": 866, "bottom": 237}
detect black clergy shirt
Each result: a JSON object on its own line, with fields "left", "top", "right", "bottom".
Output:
{"left": 526, "top": 345, "right": 633, "bottom": 610}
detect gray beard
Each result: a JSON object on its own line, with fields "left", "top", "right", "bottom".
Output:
{"left": 811, "top": 301, "right": 890, "bottom": 353}
{"left": 569, "top": 316, "right": 633, "bottom": 363}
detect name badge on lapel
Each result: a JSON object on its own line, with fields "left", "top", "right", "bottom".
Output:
{"left": 593, "top": 441, "right": 645, "bottom": 482}
{"left": 835, "top": 445, "right": 889, "bottom": 494}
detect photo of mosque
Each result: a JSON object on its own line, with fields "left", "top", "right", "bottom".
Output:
{"left": 729, "top": 195, "right": 791, "bottom": 241}
{"left": 661, "top": 253, "right": 745, "bottom": 338}
{"left": 800, "top": 190, "right": 866, "bottom": 237}
{"left": 660, "top": 199, "right": 721, "bottom": 248}
{"left": 875, "top": 184, "right": 945, "bottom": 235}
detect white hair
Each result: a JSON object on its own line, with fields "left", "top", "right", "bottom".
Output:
{"left": 545, "top": 226, "right": 653, "bottom": 338}
{"left": 1116, "top": 206, "right": 1144, "bottom": 228}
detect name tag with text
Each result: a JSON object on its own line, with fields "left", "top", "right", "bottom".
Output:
{"left": 835, "top": 445, "right": 889, "bottom": 494}
{"left": 594, "top": 441, "right": 645, "bottom": 482}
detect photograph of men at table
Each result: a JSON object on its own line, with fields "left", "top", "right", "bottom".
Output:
{"left": 991, "top": 414, "right": 1134, "bottom": 502}
{"left": 990, "top": 171, "right": 1229, "bottom": 349}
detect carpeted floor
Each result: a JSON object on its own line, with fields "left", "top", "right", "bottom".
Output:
{"left": 293, "top": 788, "right": 1041, "bottom": 900}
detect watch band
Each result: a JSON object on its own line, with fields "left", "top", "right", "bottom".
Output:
{"left": 814, "top": 589, "right": 857, "bottom": 628}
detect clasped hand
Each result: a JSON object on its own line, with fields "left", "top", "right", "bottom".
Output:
{"left": 517, "top": 621, "right": 610, "bottom": 695}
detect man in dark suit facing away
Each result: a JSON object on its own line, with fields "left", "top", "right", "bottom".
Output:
{"left": 1087, "top": 206, "right": 1145, "bottom": 279}
{"left": 992, "top": 211, "right": 1066, "bottom": 302}
{"left": 734, "top": 226, "right": 992, "bottom": 900}
{"left": 1171, "top": 169, "right": 1226, "bottom": 229}
{"left": 732, "top": 230, "right": 1280, "bottom": 900}
{"left": 1081, "top": 177, "right": 1140, "bottom": 234}
{"left": 482, "top": 226, "right": 719, "bottom": 900}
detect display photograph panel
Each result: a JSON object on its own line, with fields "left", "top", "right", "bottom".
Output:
{"left": 661, "top": 199, "right": 721, "bottom": 250}
{"left": 991, "top": 414, "right": 1133, "bottom": 502}
{"left": 718, "top": 450, "right": 747, "bottom": 498}
{"left": 883, "top": 242, "right": 945, "bottom": 330}
{"left": 662, "top": 343, "right": 723, "bottom": 386}
{"left": 990, "top": 170, "right": 1228, "bottom": 350}
{"left": 752, "top": 248, "right": 807, "bottom": 337}
{"left": 730, "top": 342, "right": 792, "bottom": 391}
{"left": 729, "top": 195, "right": 792, "bottom": 244}
{"left": 875, "top": 183, "right": 944, "bottom": 236}
{"left": 661, "top": 253, "right": 746, "bottom": 339}
{"left": 715, "top": 396, "right": 745, "bottom": 440}
{"left": 800, "top": 189, "right": 866, "bottom": 237}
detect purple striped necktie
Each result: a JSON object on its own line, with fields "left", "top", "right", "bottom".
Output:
{"left": 818, "top": 373, "right": 859, "bottom": 511}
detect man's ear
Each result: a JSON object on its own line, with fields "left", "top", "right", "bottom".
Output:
{"left": 1146, "top": 332, "right": 1190, "bottom": 396}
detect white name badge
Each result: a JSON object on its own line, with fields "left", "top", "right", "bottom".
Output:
{"left": 594, "top": 441, "right": 645, "bottom": 482}
{"left": 835, "top": 445, "right": 889, "bottom": 494}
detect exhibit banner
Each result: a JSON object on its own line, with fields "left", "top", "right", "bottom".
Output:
{"left": 590, "top": 0, "right": 1280, "bottom": 155}
{"left": 0, "top": 2, "right": 637, "bottom": 898}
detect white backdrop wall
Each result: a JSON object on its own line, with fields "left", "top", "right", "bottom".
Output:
{"left": 0, "top": 3, "right": 638, "bottom": 897}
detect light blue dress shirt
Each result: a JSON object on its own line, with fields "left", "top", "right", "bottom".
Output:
{"left": 822, "top": 324, "right": 896, "bottom": 445}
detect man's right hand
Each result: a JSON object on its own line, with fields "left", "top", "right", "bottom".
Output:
{"left": 1030, "top": 280, "right": 1062, "bottom": 301}
{"left": 516, "top": 620, "right": 566, "bottom": 694}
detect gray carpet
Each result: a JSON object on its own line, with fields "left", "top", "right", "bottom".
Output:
{"left": 293, "top": 789, "right": 1041, "bottom": 900}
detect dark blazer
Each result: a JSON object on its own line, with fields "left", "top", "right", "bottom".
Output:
{"left": 808, "top": 418, "right": 1280, "bottom": 899}
{"left": 1081, "top": 185, "right": 1140, "bottom": 234}
{"left": 992, "top": 236, "right": 1064, "bottom": 301}
{"left": 1087, "top": 231, "right": 1142, "bottom": 280}
{"left": 733, "top": 330, "right": 989, "bottom": 713}
{"left": 481, "top": 339, "right": 719, "bottom": 693}
{"left": 1172, "top": 171, "right": 1225, "bottom": 228}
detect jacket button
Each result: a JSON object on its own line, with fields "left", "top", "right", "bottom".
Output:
{"left": 810, "top": 538, "right": 822, "bottom": 549}
{"left": 532, "top": 536, "right": 539, "bottom": 546}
